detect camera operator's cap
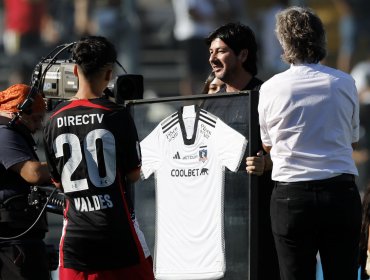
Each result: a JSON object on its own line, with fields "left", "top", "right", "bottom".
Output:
{"left": 0, "top": 84, "right": 45, "bottom": 114}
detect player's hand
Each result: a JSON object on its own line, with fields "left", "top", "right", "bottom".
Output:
{"left": 246, "top": 150, "right": 264, "bottom": 176}
{"left": 52, "top": 179, "right": 64, "bottom": 192}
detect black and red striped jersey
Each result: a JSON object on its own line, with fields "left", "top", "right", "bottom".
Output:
{"left": 43, "top": 98, "right": 150, "bottom": 271}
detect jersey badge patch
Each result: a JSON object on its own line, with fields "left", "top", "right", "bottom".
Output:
{"left": 199, "top": 146, "right": 208, "bottom": 162}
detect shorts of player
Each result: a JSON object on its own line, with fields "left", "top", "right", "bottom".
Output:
{"left": 59, "top": 256, "right": 154, "bottom": 280}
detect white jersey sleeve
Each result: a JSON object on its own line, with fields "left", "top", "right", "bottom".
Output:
{"left": 140, "top": 124, "right": 163, "bottom": 179}
{"left": 214, "top": 119, "right": 247, "bottom": 172}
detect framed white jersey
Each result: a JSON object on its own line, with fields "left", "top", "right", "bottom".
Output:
{"left": 140, "top": 105, "right": 247, "bottom": 280}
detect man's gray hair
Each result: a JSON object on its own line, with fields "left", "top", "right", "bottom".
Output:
{"left": 275, "top": 6, "right": 327, "bottom": 64}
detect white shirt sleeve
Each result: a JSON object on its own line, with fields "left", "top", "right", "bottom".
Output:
{"left": 140, "top": 125, "right": 163, "bottom": 179}
{"left": 351, "top": 84, "right": 360, "bottom": 143}
{"left": 214, "top": 119, "right": 247, "bottom": 172}
{"left": 258, "top": 87, "right": 272, "bottom": 147}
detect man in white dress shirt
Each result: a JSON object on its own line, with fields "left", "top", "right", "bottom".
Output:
{"left": 258, "top": 6, "right": 361, "bottom": 280}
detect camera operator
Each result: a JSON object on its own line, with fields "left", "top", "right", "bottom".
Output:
{"left": 0, "top": 84, "right": 52, "bottom": 280}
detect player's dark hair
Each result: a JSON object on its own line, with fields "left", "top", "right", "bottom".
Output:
{"left": 206, "top": 22, "right": 258, "bottom": 76}
{"left": 72, "top": 35, "right": 117, "bottom": 78}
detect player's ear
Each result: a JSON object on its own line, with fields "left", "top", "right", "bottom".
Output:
{"left": 73, "top": 65, "right": 78, "bottom": 77}
{"left": 105, "top": 69, "right": 113, "bottom": 82}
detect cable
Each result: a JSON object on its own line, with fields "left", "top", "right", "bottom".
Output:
{"left": 8, "top": 42, "right": 76, "bottom": 128}
{"left": 115, "top": 60, "right": 128, "bottom": 74}
{"left": 0, "top": 188, "right": 58, "bottom": 240}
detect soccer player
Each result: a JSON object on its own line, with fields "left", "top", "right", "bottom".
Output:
{"left": 43, "top": 36, "right": 154, "bottom": 280}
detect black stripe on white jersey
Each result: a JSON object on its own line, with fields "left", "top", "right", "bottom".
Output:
{"left": 162, "top": 113, "right": 179, "bottom": 133}
{"left": 199, "top": 110, "right": 217, "bottom": 128}
{"left": 161, "top": 111, "right": 178, "bottom": 127}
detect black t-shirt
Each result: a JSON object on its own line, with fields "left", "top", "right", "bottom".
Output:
{"left": 201, "top": 76, "right": 264, "bottom": 170}
{"left": 0, "top": 125, "right": 34, "bottom": 200}
{"left": 43, "top": 98, "right": 143, "bottom": 270}
{"left": 0, "top": 120, "right": 47, "bottom": 236}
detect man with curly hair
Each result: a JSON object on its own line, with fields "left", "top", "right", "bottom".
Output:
{"left": 258, "top": 6, "right": 361, "bottom": 280}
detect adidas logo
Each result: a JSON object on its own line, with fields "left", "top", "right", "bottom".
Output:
{"left": 173, "top": 152, "right": 180, "bottom": 159}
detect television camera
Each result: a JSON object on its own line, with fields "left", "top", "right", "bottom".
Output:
{"left": 38, "top": 58, "right": 144, "bottom": 105}
{"left": 31, "top": 42, "right": 143, "bottom": 108}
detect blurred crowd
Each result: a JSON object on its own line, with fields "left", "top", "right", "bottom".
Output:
{"left": 0, "top": 0, "right": 132, "bottom": 85}
{"left": 1, "top": 0, "right": 370, "bottom": 193}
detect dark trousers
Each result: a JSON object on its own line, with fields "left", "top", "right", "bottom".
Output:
{"left": 271, "top": 175, "right": 362, "bottom": 280}
{"left": 0, "top": 240, "right": 50, "bottom": 280}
